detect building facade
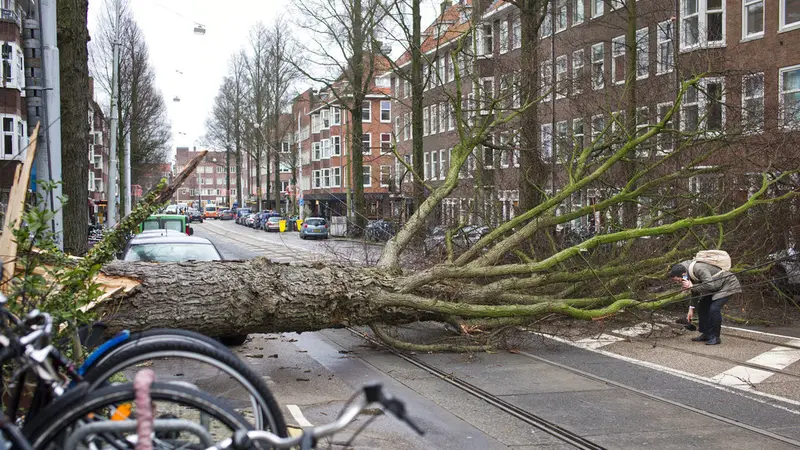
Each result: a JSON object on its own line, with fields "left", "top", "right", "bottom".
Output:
{"left": 173, "top": 147, "right": 233, "bottom": 207}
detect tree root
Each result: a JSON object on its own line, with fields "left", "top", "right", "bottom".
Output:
{"left": 369, "top": 324, "right": 493, "bottom": 353}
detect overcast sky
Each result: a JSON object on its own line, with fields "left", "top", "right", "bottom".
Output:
{"left": 87, "top": 0, "right": 441, "bottom": 162}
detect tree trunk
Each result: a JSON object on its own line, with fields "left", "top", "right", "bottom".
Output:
{"left": 97, "top": 259, "right": 423, "bottom": 336}
{"left": 58, "top": 0, "right": 90, "bottom": 255}
{"left": 350, "top": 0, "right": 367, "bottom": 234}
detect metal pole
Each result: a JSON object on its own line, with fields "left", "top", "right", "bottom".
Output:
{"left": 297, "top": 114, "right": 303, "bottom": 220}
{"left": 123, "top": 130, "right": 131, "bottom": 215}
{"left": 36, "top": 0, "right": 63, "bottom": 247}
{"left": 106, "top": 0, "right": 121, "bottom": 227}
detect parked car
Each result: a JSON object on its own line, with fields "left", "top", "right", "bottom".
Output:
{"left": 300, "top": 217, "right": 329, "bottom": 239}
{"left": 235, "top": 208, "right": 252, "bottom": 224}
{"left": 265, "top": 216, "right": 282, "bottom": 232}
{"left": 365, "top": 219, "right": 397, "bottom": 242}
{"left": 219, "top": 209, "right": 233, "bottom": 220}
{"left": 245, "top": 213, "right": 257, "bottom": 228}
{"left": 121, "top": 230, "right": 222, "bottom": 262}
{"left": 138, "top": 214, "right": 193, "bottom": 236}
{"left": 423, "top": 225, "right": 491, "bottom": 256}
{"left": 187, "top": 209, "right": 204, "bottom": 223}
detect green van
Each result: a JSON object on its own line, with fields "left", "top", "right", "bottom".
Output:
{"left": 138, "top": 214, "right": 194, "bottom": 235}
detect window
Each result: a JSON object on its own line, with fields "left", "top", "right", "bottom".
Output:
{"left": 1, "top": 43, "right": 11, "bottom": 84}
{"left": 556, "top": 55, "right": 567, "bottom": 99}
{"left": 780, "top": 65, "right": 800, "bottom": 129}
{"left": 742, "top": 73, "right": 764, "bottom": 132}
{"left": 573, "top": 0, "right": 584, "bottom": 25}
{"left": 481, "top": 77, "right": 494, "bottom": 114}
{"left": 635, "top": 107, "right": 651, "bottom": 155}
{"left": 431, "top": 104, "right": 439, "bottom": 134}
{"left": 363, "top": 166, "right": 372, "bottom": 187}
{"left": 541, "top": 124, "right": 553, "bottom": 158}
{"left": 480, "top": 23, "right": 494, "bottom": 56}
{"left": 230, "top": 167, "right": 236, "bottom": 173}
{"left": 332, "top": 107, "right": 341, "bottom": 125}
{"left": 404, "top": 79, "right": 410, "bottom": 99}
{"left": 362, "top": 101, "right": 371, "bottom": 122}
{"left": 657, "top": 102, "right": 675, "bottom": 152}
{"left": 681, "top": 78, "right": 725, "bottom": 132}
{"left": 612, "top": 35, "right": 626, "bottom": 84}
{"left": 217, "top": 177, "right": 224, "bottom": 185}
{"left": 681, "top": 0, "right": 725, "bottom": 49}
{"left": 333, "top": 136, "right": 341, "bottom": 156}
{"left": 311, "top": 114, "right": 320, "bottom": 134}
{"left": 313, "top": 170, "right": 321, "bottom": 189}
{"left": 512, "top": 73, "right": 521, "bottom": 108}
{"left": 362, "top": 134, "right": 371, "bottom": 154}
{"left": 512, "top": 17, "right": 521, "bottom": 49}
{"left": 281, "top": 142, "right": 290, "bottom": 153}
{"left": 556, "top": 0, "right": 568, "bottom": 32}
{"left": 500, "top": 19, "right": 509, "bottom": 54}
{"left": 781, "top": 0, "right": 800, "bottom": 30}
{"left": 321, "top": 109, "right": 330, "bottom": 129}
{"left": 637, "top": 28, "right": 649, "bottom": 79}
{"left": 403, "top": 113, "right": 410, "bottom": 141}
{"left": 2, "top": 116, "right": 12, "bottom": 155}
{"left": 541, "top": 61, "right": 552, "bottom": 101}
{"left": 572, "top": 49, "right": 584, "bottom": 95}
{"left": 395, "top": 116, "right": 400, "bottom": 138}
{"left": 591, "top": 115, "right": 605, "bottom": 144}
{"left": 433, "top": 58, "right": 440, "bottom": 87}
{"left": 380, "top": 100, "right": 391, "bottom": 122}
{"left": 657, "top": 21, "right": 674, "bottom": 74}
{"left": 591, "top": 43, "right": 604, "bottom": 90}
{"left": 313, "top": 142, "right": 321, "bottom": 161}
{"left": 439, "top": 149, "right": 447, "bottom": 179}
{"left": 424, "top": 152, "right": 430, "bottom": 180}
{"left": 743, "top": 0, "right": 764, "bottom": 38}
{"left": 556, "top": 121, "right": 569, "bottom": 159}
{"left": 423, "top": 106, "right": 430, "bottom": 135}
{"left": 403, "top": 155, "right": 412, "bottom": 182}
{"left": 448, "top": 103, "right": 456, "bottom": 130}
{"left": 216, "top": 166, "right": 224, "bottom": 173}
{"left": 440, "top": 102, "right": 447, "bottom": 132}
{"left": 332, "top": 167, "right": 341, "bottom": 187}
{"left": 591, "top": 0, "right": 603, "bottom": 18}
{"left": 446, "top": 56, "right": 455, "bottom": 82}
{"left": 431, "top": 151, "right": 439, "bottom": 180}
{"left": 541, "top": 4, "right": 552, "bottom": 37}
{"left": 322, "top": 168, "right": 330, "bottom": 188}
{"left": 321, "top": 139, "right": 330, "bottom": 158}
{"left": 381, "top": 133, "right": 392, "bottom": 153}
{"left": 423, "top": 64, "right": 429, "bottom": 91}
{"left": 573, "top": 118, "right": 585, "bottom": 151}
{"left": 482, "top": 142, "right": 494, "bottom": 169}
{"left": 380, "top": 165, "right": 391, "bottom": 187}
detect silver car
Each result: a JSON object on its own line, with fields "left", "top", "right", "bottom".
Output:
{"left": 122, "top": 230, "right": 223, "bottom": 262}
{"left": 265, "top": 216, "right": 282, "bottom": 232}
{"left": 300, "top": 217, "right": 329, "bottom": 239}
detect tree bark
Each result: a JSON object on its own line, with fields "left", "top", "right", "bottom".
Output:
{"left": 97, "top": 259, "right": 426, "bottom": 336}
{"left": 58, "top": 0, "right": 90, "bottom": 255}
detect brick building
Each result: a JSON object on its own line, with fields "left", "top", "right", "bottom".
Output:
{"left": 386, "top": 0, "right": 799, "bottom": 229}
{"left": 0, "top": 0, "right": 30, "bottom": 208}
{"left": 293, "top": 66, "right": 395, "bottom": 221}
{"left": 172, "top": 147, "right": 232, "bottom": 207}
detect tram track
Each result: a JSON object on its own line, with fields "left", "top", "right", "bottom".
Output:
{"left": 347, "top": 326, "right": 800, "bottom": 449}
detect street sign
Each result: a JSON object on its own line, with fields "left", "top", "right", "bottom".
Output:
{"left": 299, "top": 198, "right": 304, "bottom": 206}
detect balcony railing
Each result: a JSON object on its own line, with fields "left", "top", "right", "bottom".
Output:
{"left": 0, "top": 9, "right": 20, "bottom": 26}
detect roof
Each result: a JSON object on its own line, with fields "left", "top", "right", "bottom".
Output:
{"left": 130, "top": 230, "right": 214, "bottom": 245}
{"left": 394, "top": 0, "right": 473, "bottom": 67}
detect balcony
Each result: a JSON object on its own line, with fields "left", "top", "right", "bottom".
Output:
{"left": 0, "top": 9, "right": 20, "bottom": 26}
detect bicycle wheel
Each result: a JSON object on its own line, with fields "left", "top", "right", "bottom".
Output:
{"left": 81, "top": 339, "right": 287, "bottom": 435}
{"left": 80, "top": 328, "right": 235, "bottom": 376}
{"left": 24, "top": 382, "right": 254, "bottom": 449}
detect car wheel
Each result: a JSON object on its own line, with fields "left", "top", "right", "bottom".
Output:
{"left": 219, "top": 334, "right": 248, "bottom": 346}
{"left": 300, "top": 233, "right": 305, "bottom": 239}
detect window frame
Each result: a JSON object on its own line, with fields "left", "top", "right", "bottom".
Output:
{"left": 380, "top": 100, "right": 392, "bottom": 122}
{"left": 555, "top": 55, "right": 568, "bottom": 99}
{"left": 742, "top": 0, "right": 765, "bottom": 39}
{"left": 332, "top": 167, "right": 342, "bottom": 187}
{"left": 591, "top": 43, "right": 605, "bottom": 90}
{"left": 332, "top": 135, "right": 341, "bottom": 156}
{"left": 440, "top": 102, "right": 448, "bottom": 132}
{"left": 573, "top": 0, "right": 585, "bottom": 26}
{"left": 779, "top": 64, "right": 800, "bottom": 130}
{"left": 423, "top": 106, "right": 430, "bottom": 136}
{"left": 362, "top": 165, "right": 372, "bottom": 187}
{"left": 680, "top": 0, "right": 727, "bottom": 51}
{"left": 591, "top": 0, "right": 603, "bottom": 18}
{"left": 541, "top": 124, "right": 553, "bottom": 159}
{"left": 380, "top": 165, "right": 391, "bottom": 187}
{"left": 636, "top": 27, "right": 649, "bottom": 80}
{"left": 361, "top": 101, "right": 372, "bottom": 122}
{"left": 742, "top": 73, "right": 764, "bottom": 132}
{"left": 572, "top": 49, "right": 584, "bottom": 95}
{"left": 780, "top": 0, "right": 800, "bottom": 31}
{"left": 380, "top": 133, "right": 392, "bottom": 154}
{"left": 612, "top": 35, "right": 626, "bottom": 85}
{"left": 499, "top": 19, "right": 509, "bottom": 54}
{"left": 362, "top": 133, "right": 372, "bottom": 155}
{"left": 656, "top": 20, "right": 674, "bottom": 75}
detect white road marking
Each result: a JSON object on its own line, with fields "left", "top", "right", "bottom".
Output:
{"left": 710, "top": 339, "right": 800, "bottom": 388}
{"left": 287, "top": 404, "right": 313, "bottom": 427}
{"left": 611, "top": 322, "right": 665, "bottom": 337}
{"left": 723, "top": 325, "right": 800, "bottom": 340}
{"left": 532, "top": 332, "right": 800, "bottom": 413}
{"left": 574, "top": 334, "right": 624, "bottom": 349}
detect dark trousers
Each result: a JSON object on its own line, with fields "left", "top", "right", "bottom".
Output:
{"left": 697, "top": 296, "right": 729, "bottom": 338}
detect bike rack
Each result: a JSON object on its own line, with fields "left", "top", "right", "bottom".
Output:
{"left": 64, "top": 418, "right": 216, "bottom": 449}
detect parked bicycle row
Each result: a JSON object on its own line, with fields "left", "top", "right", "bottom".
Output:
{"left": 0, "top": 290, "right": 422, "bottom": 449}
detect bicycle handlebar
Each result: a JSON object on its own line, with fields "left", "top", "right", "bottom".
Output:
{"left": 208, "top": 383, "right": 423, "bottom": 450}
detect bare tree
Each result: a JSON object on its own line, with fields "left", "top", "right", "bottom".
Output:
{"left": 292, "top": 0, "right": 388, "bottom": 234}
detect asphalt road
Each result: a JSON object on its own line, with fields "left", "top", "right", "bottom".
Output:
{"left": 172, "top": 221, "right": 800, "bottom": 449}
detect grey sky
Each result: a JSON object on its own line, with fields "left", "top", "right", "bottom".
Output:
{"left": 87, "top": 0, "right": 441, "bottom": 162}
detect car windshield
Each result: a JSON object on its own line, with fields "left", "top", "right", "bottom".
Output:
{"left": 306, "top": 218, "right": 326, "bottom": 226}
{"left": 142, "top": 220, "right": 160, "bottom": 231}
{"left": 268, "top": 217, "right": 281, "bottom": 222}
{"left": 163, "top": 220, "right": 184, "bottom": 232}
{"left": 206, "top": 206, "right": 216, "bottom": 212}
{"left": 124, "top": 243, "right": 221, "bottom": 262}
